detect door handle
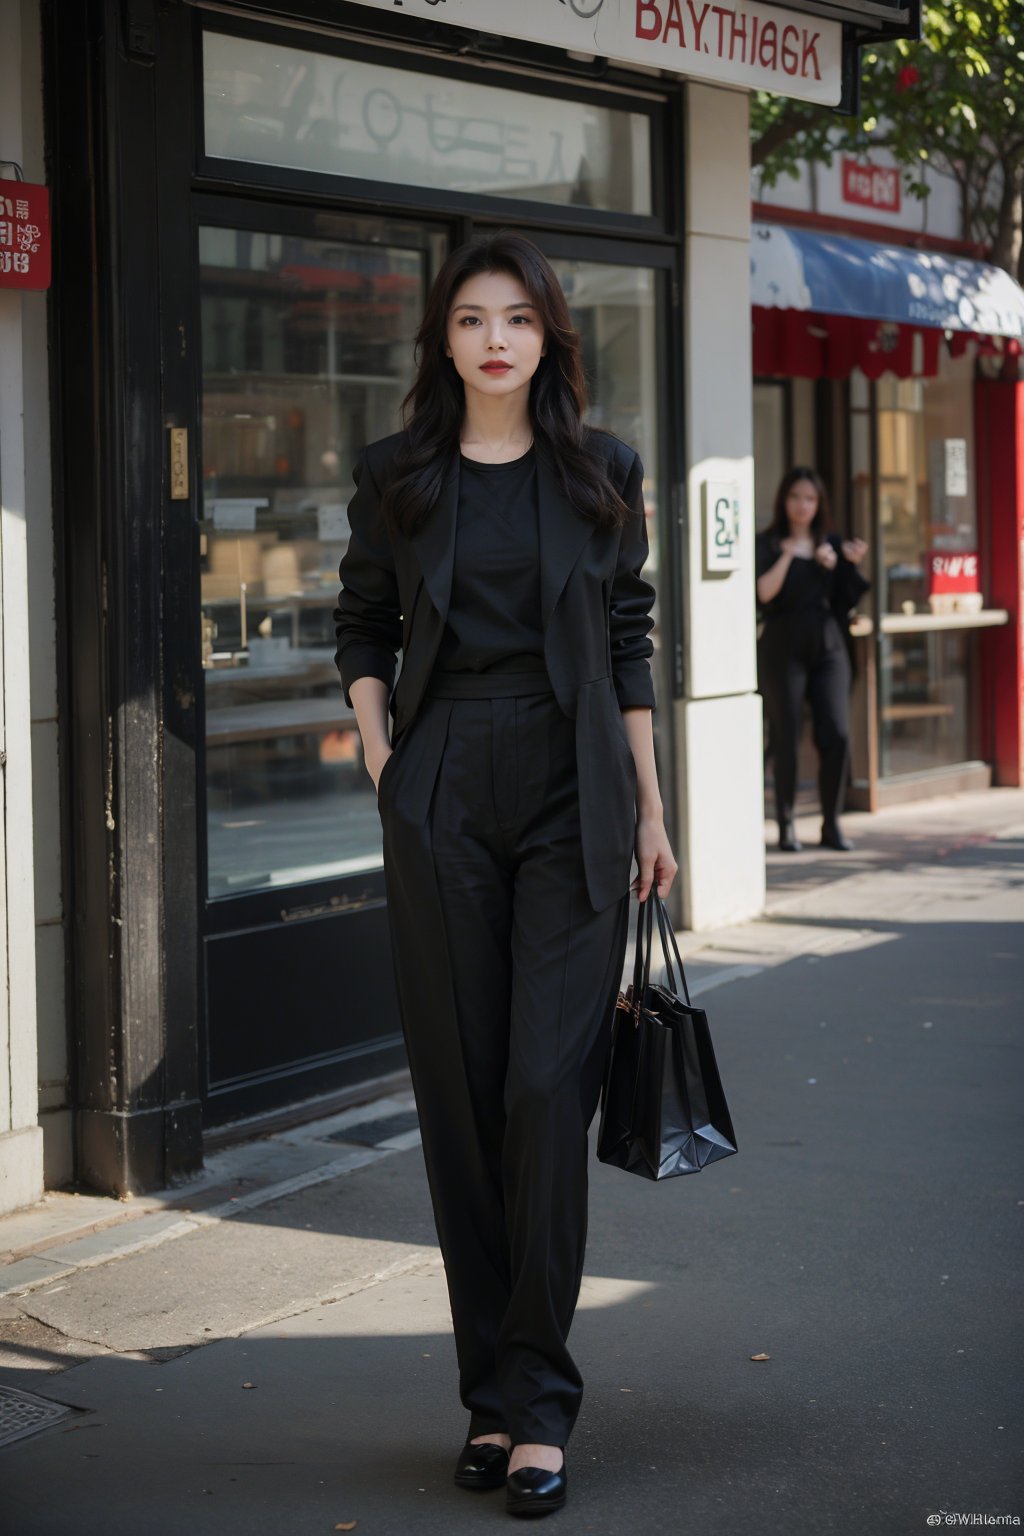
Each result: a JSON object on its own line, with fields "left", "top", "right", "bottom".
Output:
{"left": 169, "top": 425, "right": 189, "bottom": 500}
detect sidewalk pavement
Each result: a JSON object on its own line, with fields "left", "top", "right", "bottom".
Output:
{"left": 1, "top": 788, "right": 1022, "bottom": 1534}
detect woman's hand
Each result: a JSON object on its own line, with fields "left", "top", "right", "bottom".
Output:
{"left": 349, "top": 679, "right": 397, "bottom": 795}
{"left": 365, "top": 744, "right": 394, "bottom": 794}
{"left": 632, "top": 813, "right": 678, "bottom": 902}
{"left": 841, "top": 537, "right": 868, "bottom": 565}
{"left": 814, "top": 541, "right": 838, "bottom": 571}
{"left": 757, "top": 538, "right": 803, "bottom": 604}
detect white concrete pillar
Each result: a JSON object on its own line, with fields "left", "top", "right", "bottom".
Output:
{"left": 677, "top": 83, "right": 766, "bottom": 929}
{"left": 0, "top": 0, "right": 44, "bottom": 1214}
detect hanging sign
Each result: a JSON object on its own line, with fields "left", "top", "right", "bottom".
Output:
{"left": 343, "top": 0, "right": 843, "bottom": 106}
{"left": 0, "top": 179, "right": 50, "bottom": 291}
{"left": 944, "top": 439, "right": 968, "bottom": 498}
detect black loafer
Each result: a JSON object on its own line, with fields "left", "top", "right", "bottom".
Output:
{"left": 506, "top": 1462, "right": 568, "bottom": 1517}
{"left": 454, "top": 1437, "right": 510, "bottom": 1490}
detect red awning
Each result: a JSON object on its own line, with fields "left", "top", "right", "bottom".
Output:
{"left": 750, "top": 220, "right": 1024, "bottom": 379}
{"left": 752, "top": 307, "right": 1012, "bottom": 381}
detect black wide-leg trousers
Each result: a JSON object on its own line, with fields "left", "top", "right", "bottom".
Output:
{"left": 759, "top": 613, "right": 852, "bottom": 829}
{"left": 378, "top": 670, "right": 631, "bottom": 1449}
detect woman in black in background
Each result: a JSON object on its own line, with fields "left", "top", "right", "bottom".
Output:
{"left": 755, "top": 467, "right": 870, "bottom": 853}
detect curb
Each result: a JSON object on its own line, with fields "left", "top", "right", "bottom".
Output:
{"left": 0, "top": 958, "right": 757, "bottom": 1300}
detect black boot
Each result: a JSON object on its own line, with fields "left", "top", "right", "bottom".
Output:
{"left": 820, "top": 820, "right": 853, "bottom": 851}
{"left": 778, "top": 820, "right": 803, "bottom": 852}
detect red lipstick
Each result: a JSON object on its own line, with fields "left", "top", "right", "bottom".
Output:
{"left": 481, "top": 361, "right": 512, "bottom": 373}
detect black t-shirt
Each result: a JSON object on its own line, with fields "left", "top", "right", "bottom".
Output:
{"left": 434, "top": 446, "right": 548, "bottom": 674}
{"left": 755, "top": 530, "right": 870, "bottom": 627}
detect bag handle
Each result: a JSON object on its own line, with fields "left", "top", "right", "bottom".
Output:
{"left": 629, "top": 891, "right": 694, "bottom": 1023}
{"left": 629, "top": 890, "right": 656, "bottom": 1025}
{"left": 653, "top": 892, "right": 693, "bottom": 1007}
{"left": 629, "top": 893, "right": 644, "bottom": 1022}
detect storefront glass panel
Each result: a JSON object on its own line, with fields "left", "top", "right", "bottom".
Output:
{"left": 203, "top": 31, "right": 653, "bottom": 215}
{"left": 550, "top": 256, "right": 665, "bottom": 707}
{"left": 879, "top": 629, "right": 977, "bottom": 777}
{"left": 199, "top": 227, "right": 668, "bottom": 899}
{"left": 199, "top": 216, "right": 445, "bottom": 897}
{"left": 752, "top": 380, "right": 790, "bottom": 528}
{"left": 875, "top": 361, "right": 978, "bottom": 615}
{"left": 859, "top": 350, "right": 980, "bottom": 776}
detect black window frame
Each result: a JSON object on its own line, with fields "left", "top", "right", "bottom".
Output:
{"left": 193, "top": 12, "right": 675, "bottom": 241}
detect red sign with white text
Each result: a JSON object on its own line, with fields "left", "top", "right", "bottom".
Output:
{"left": 0, "top": 179, "right": 51, "bottom": 291}
{"left": 928, "top": 550, "right": 979, "bottom": 595}
{"left": 841, "top": 158, "right": 901, "bottom": 214}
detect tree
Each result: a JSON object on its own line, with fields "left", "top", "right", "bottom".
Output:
{"left": 750, "top": 2, "right": 1024, "bottom": 280}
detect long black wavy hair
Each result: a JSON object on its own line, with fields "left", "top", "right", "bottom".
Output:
{"left": 379, "top": 230, "right": 632, "bottom": 537}
{"left": 766, "top": 465, "right": 832, "bottom": 544}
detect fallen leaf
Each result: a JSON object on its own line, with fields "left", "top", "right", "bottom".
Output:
{"left": 335, "top": 1524, "right": 358, "bottom": 1531}
{"left": 242, "top": 1382, "right": 256, "bottom": 1389}
{"left": 619, "top": 1387, "right": 633, "bottom": 1393}
{"left": 750, "top": 1353, "right": 771, "bottom": 1361}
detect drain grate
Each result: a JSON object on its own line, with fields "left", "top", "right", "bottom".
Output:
{"left": 322, "top": 1109, "right": 421, "bottom": 1147}
{"left": 0, "top": 1384, "right": 75, "bottom": 1450}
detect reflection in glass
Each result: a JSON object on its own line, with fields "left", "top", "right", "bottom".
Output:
{"left": 879, "top": 630, "right": 975, "bottom": 777}
{"left": 872, "top": 352, "right": 978, "bottom": 616}
{"left": 752, "top": 381, "right": 788, "bottom": 529}
{"left": 199, "top": 219, "right": 443, "bottom": 897}
{"left": 203, "top": 31, "right": 652, "bottom": 215}
{"left": 549, "top": 256, "right": 666, "bottom": 764}
{"left": 854, "top": 348, "right": 981, "bottom": 778}
{"left": 200, "top": 236, "right": 666, "bottom": 897}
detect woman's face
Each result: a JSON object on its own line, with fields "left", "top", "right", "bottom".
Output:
{"left": 785, "top": 478, "right": 819, "bottom": 531}
{"left": 445, "top": 268, "right": 547, "bottom": 400}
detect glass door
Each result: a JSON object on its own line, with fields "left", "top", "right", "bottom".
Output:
{"left": 196, "top": 201, "right": 447, "bottom": 1124}
{"left": 851, "top": 361, "right": 982, "bottom": 781}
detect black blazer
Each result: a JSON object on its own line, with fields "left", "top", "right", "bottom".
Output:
{"left": 333, "top": 426, "right": 658, "bottom": 912}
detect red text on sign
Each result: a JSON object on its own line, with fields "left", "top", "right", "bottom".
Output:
{"left": 842, "top": 159, "right": 901, "bottom": 213}
{"left": 635, "top": 0, "right": 822, "bottom": 79}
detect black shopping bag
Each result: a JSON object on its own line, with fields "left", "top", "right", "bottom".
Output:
{"left": 597, "top": 891, "right": 738, "bottom": 1180}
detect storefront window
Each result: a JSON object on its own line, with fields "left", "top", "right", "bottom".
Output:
{"left": 198, "top": 226, "right": 668, "bottom": 899}
{"left": 752, "top": 380, "right": 790, "bottom": 529}
{"left": 853, "top": 349, "right": 981, "bottom": 778}
{"left": 549, "top": 256, "right": 667, "bottom": 750}
{"left": 202, "top": 31, "right": 652, "bottom": 216}
{"left": 875, "top": 356, "right": 977, "bottom": 616}
{"left": 199, "top": 216, "right": 446, "bottom": 897}
{"left": 879, "top": 630, "right": 977, "bottom": 775}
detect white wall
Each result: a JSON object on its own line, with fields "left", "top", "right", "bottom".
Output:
{"left": 752, "top": 126, "right": 963, "bottom": 241}
{"left": 677, "top": 83, "right": 766, "bottom": 930}
{"left": 20, "top": 0, "right": 68, "bottom": 1191}
{"left": 0, "top": 0, "right": 41, "bottom": 1213}
{"left": 0, "top": 0, "right": 65, "bottom": 1216}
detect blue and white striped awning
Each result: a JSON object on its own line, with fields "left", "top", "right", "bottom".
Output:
{"left": 751, "top": 221, "right": 1024, "bottom": 340}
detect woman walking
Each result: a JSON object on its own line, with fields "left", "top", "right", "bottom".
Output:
{"left": 755, "top": 467, "right": 870, "bottom": 852}
{"left": 333, "top": 231, "right": 676, "bottom": 1518}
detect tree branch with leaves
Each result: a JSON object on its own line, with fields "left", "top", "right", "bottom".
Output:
{"left": 750, "top": 2, "right": 1024, "bottom": 279}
